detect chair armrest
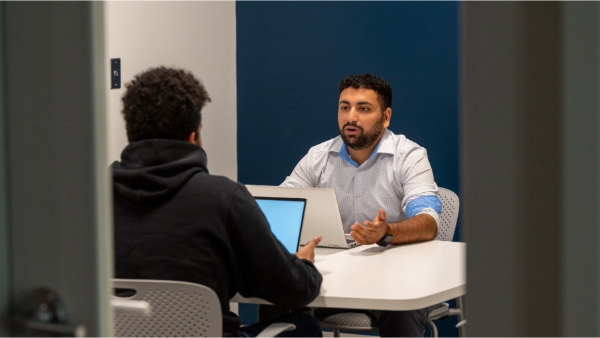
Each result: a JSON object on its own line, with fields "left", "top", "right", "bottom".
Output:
{"left": 256, "top": 323, "right": 296, "bottom": 337}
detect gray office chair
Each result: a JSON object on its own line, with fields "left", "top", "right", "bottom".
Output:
{"left": 317, "top": 187, "right": 466, "bottom": 337}
{"left": 112, "top": 279, "right": 295, "bottom": 337}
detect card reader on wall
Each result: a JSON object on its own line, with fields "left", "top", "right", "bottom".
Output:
{"left": 111, "top": 58, "right": 121, "bottom": 89}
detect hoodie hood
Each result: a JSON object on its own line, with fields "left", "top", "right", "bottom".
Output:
{"left": 111, "top": 139, "right": 208, "bottom": 203}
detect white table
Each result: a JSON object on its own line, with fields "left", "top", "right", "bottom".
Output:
{"left": 233, "top": 240, "right": 466, "bottom": 311}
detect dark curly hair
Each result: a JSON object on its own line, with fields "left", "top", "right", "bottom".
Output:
{"left": 338, "top": 73, "right": 392, "bottom": 110}
{"left": 121, "top": 66, "right": 211, "bottom": 142}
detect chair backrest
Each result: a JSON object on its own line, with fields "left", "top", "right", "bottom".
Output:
{"left": 434, "top": 187, "right": 460, "bottom": 241}
{"left": 112, "top": 279, "right": 222, "bottom": 337}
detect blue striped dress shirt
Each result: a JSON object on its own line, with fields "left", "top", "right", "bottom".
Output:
{"left": 282, "top": 129, "right": 442, "bottom": 233}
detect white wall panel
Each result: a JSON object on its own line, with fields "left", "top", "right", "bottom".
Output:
{"left": 104, "top": 2, "right": 237, "bottom": 180}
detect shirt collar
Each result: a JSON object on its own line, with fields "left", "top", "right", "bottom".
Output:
{"left": 333, "top": 129, "right": 393, "bottom": 167}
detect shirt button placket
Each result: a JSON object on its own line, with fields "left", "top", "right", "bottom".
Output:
{"left": 354, "top": 167, "right": 363, "bottom": 224}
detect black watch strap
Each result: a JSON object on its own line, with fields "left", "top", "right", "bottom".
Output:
{"left": 377, "top": 226, "right": 393, "bottom": 247}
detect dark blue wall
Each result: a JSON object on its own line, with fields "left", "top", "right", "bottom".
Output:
{"left": 236, "top": 1, "right": 459, "bottom": 335}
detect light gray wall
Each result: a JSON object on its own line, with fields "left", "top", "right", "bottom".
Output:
{"left": 2, "top": 2, "right": 112, "bottom": 335}
{"left": 462, "top": 2, "right": 600, "bottom": 336}
{"left": 104, "top": 1, "right": 238, "bottom": 180}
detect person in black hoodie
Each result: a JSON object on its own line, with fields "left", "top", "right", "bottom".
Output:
{"left": 111, "top": 66, "right": 324, "bottom": 337}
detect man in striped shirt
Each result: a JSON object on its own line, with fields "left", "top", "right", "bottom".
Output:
{"left": 281, "top": 73, "right": 442, "bottom": 337}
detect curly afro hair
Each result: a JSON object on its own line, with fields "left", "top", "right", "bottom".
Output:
{"left": 121, "top": 66, "right": 211, "bottom": 142}
{"left": 338, "top": 73, "right": 392, "bottom": 110}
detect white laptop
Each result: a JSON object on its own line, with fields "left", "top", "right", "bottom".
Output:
{"left": 247, "top": 185, "right": 359, "bottom": 249}
{"left": 254, "top": 196, "right": 307, "bottom": 253}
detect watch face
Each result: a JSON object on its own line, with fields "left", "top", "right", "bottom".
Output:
{"left": 377, "top": 233, "right": 393, "bottom": 247}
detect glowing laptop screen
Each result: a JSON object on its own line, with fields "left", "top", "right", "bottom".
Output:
{"left": 254, "top": 197, "right": 307, "bottom": 253}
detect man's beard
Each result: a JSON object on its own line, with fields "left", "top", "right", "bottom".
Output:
{"left": 339, "top": 117, "right": 384, "bottom": 150}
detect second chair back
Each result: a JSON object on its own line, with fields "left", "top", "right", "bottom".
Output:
{"left": 434, "top": 187, "right": 460, "bottom": 241}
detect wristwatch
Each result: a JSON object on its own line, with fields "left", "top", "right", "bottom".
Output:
{"left": 376, "top": 224, "right": 393, "bottom": 247}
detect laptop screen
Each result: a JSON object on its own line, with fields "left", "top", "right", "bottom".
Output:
{"left": 247, "top": 185, "right": 357, "bottom": 249}
{"left": 254, "top": 197, "right": 307, "bottom": 253}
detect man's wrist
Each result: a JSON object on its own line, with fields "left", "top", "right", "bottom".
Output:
{"left": 377, "top": 224, "right": 393, "bottom": 247}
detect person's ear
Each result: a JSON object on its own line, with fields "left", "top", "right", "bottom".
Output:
{"left": 383, "top": 108, "right": 392, "bottom": 128}
{"left": 187, "top": 132, "right": 196, "bottom": 144}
